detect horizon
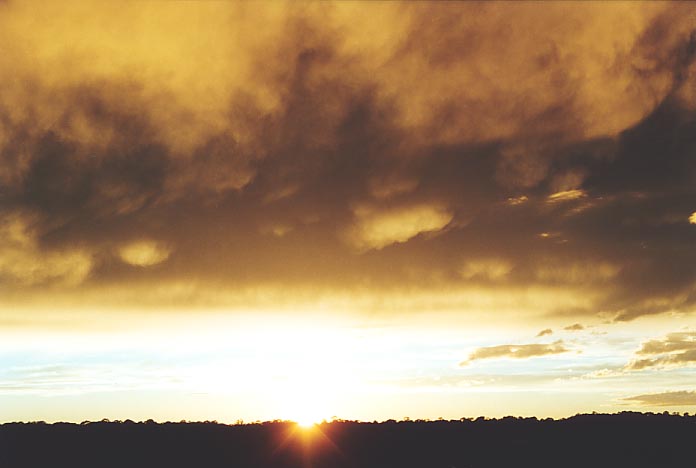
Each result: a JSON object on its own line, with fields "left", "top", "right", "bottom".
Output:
{"left": 4, "top": 413, "right": 694, "bottom": 468}
{"left": 1, "top": 0, "right": 696, "bottom": 425}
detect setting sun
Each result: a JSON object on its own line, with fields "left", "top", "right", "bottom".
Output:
{"left": 2, "top": 0, "right": 696, "bottom": 447}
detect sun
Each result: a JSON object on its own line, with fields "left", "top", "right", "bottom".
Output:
{"left": 294, "top": 416, "right": 319, "bottom": 429}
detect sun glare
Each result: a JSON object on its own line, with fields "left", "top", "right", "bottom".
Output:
{"left": 235, "top": 320, "right": 355, "bottom": 429}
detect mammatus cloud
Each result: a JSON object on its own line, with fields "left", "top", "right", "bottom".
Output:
{"left": 626, "top": 332, "right": 696, "bottom": 370}
{"left": 623, "top": 390, "right": 696, "bottom": 407}
{"left": 0, "top": 1, "right": 693, "bottom": 322}
{"left": 460, "top": 340, "right": 569, "bottom": 366}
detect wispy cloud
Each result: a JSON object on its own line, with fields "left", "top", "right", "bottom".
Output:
{"left": 626, "top": 332, "right": 696, "bottom": 371}
{"left": 0, "top": 363, "right": 180, "bottom": 396}
{"left": 460, "top": 341, "right": 570, "bottom": 366}
{"left": 623, "top": 390, "right": 696, "bottom": 407}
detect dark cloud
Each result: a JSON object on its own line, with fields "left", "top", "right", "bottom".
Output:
{"left": 564, "top": 324, "right": 585, "bottom": 332}
{"left": 0, "top": 2, "right": 695, "bottom": 322}
{"left": 536, "top": 329, "right": 553, "bottom": 337}
{"left": 460, "top": 340, "right": 569, "bottom": 366}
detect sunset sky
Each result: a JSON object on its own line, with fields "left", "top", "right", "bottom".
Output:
{"left": 2, "top": 1, "right": 696, "bottom": 424}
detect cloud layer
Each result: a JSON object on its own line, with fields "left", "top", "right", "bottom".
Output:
{"left": 0, "top": 2, "right": 695, "bottom": 323}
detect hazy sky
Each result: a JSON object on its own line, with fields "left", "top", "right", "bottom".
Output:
{"left": 1, "top": 1, "right": 696, "bottom": 423}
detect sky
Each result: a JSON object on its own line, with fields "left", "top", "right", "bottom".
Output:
{"left": 1, "top": 1, "right": 696, "bottom": 423}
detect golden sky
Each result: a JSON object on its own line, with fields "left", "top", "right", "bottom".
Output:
{"left": 1, "top": 1, "right": 696, "bottom": 423}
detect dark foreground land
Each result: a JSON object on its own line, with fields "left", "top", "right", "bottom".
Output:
{"left": 1, "top": 412, "right": 694, "bottom": 468}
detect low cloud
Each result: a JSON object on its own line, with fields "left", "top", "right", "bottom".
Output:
{"left": 623, "top": 390, "right": 696, "bottom": 407}
{"left": 0, "top": 213, "right": 92, "bottom": 286}
{"left": 460, "top": 340, "right": 569, "bottom": 366}
{"left": 564, "top": 323, "right": 585, "bottom": 331}
{"left": 536, "top": 328, "right": 553, "bottom": 337}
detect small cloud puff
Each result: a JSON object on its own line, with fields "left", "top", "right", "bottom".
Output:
{"left": 345, "top": 203, "right": 453, "bottom": 251}
{"left": 546, "top": 189, "right": 587, "bottom": 203}
{"left": 118, "top": 240, "right": 171, "bottom": 267}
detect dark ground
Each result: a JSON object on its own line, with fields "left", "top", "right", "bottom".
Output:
{"left": 1, "top": 412, "right": 694, "bottom": 468}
